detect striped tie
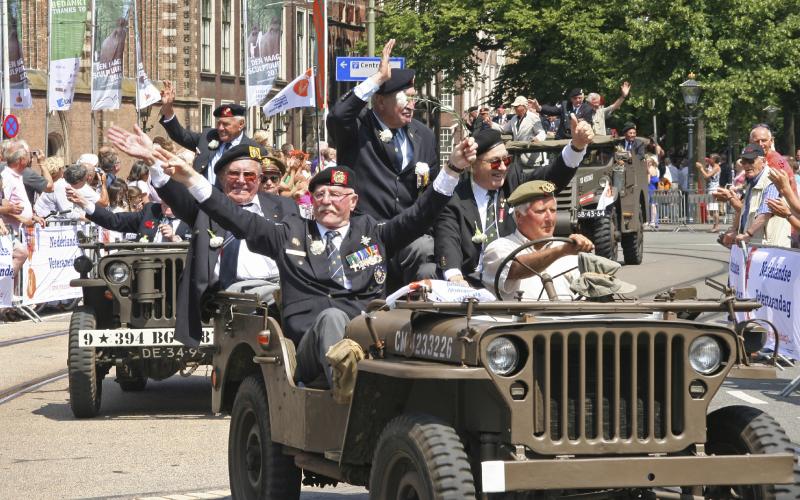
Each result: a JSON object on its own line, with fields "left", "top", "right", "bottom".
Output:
{"left": 485, "top": 190, "right": 498, "bottom": 243}
{"left": 325, "top": 231, "right": 345, "bottom": 287}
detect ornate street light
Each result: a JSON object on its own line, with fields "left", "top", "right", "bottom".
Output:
{"left": 679, "top": 73, "right": 702, "bottom": 200}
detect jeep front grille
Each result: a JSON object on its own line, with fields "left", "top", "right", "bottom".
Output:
{"left": 484, "top": 324, "right": 730, "bottom": 455}
{"left": 130, "top": 255, "right": 185, "bottom": 326}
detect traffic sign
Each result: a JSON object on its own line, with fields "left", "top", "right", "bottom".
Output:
{"left": 3, "top": 114, "right": 19, "bottom": 139}
{"left": 335, "top": 57, "right": 406, "bottom": 82}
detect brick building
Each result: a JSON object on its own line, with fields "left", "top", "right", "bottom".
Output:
{"left": 13, "top": 0, "right": 367, "bottom": 163}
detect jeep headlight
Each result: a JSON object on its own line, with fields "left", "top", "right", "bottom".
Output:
{"left": 689, "top": 336, "right": 722, "bottom": 374}
{"left": 106, "top": 262, "right": 130, "bottom": 284}
{"left": 487, "top": 337, "right": 519, "bottom": 376}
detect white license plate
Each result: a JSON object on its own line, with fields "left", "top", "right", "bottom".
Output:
{"left": 576, "top": 209, "right": 608, "bottom": 219}
{"left": 78, "top": 327, "right": 213, "bottom": 347}
{"left": 141, "top": 346, "right": 203, "bottom": 359}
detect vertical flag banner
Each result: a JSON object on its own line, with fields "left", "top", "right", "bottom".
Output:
{"left": 6, "top": 0, "right": 32, "bottom": 109}
{"left": 243, "top": 0, "right": 283, "bottom": 107}
{"left": 312, "top": 0, "right": 327, "bottom": 110}
{"left": 131, "top": 1, "right": 159, "bottom": 109}
{"left": 48, "top": 0, "right": 88, "bottom": 111}
{"left": 263, "top": 68, "right": 315, "bottom": 117}
{"left": 91, "top": 0, "right": 132, "bottom": 110}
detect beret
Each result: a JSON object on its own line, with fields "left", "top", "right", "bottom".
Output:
{"left": 507, "top": 180, "right": 557, "bottom": 206}
{"left": 376, "top": 69, "right": 416, "bottom": 95}
{"left": 213, "top": 103, "right": 246, "bottom": 118}
{"left": 261, "top": 156, "right": 287, "bottom": 175}
{"left": 214, "top": 144, "right": 270, "bottom": 174}
{"left": 568, "top": 88, "right": 584, "bottom": 98}
{"left": 474, "top": 129, "right": 504, "bottom": 157}
{"left": 309, "top": 166, "right": 357, "bottom": 192}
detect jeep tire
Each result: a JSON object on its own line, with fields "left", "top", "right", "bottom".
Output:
{"left": 68, "top": 308, "right": 103, "bottom": 418}
{"left": 229, "top": 374, "right": 300, "bottom": 500}
{"left": 369, "top": 414, "right": 476, "bottom": 500}
{"left": 704, "top": 405, "right": 800, "bottom": 499}
{"left": 621, "top": 208, "right": 644, "bottom": 265}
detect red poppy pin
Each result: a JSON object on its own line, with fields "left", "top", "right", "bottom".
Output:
{"left": 144, "top": 220, "right": 155, "bottom": 229}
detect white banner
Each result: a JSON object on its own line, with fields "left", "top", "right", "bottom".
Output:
{"left": 262, "top": 68, "right": 315, "bottom": 118}
{"left": 729, "top": 246, "right": 800, "bottom": 359}
{"left": 21, "top": 225, "right": 84, "bottom": 305}
{"left": 0, "top": 236, "right": 15, "bottom": 307}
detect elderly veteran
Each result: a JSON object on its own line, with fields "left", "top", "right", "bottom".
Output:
{"left": 435, "top": 116, "right": 594, "bottom": 287}
{"left": 482, "top": 180, "right": 595, "bottom": 300}
{"left": 155, "top": 136, "right": 476, "bottom": 386}
{"left": 160, "top": 81, "right": 258, "bottom": 186}
{"left": 107, "top": 125, "right": 298, "bottom": 345}
{"left": 327, "top": 39, "right": 440, "bottom": 287}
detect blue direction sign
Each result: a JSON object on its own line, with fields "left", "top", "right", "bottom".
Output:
{"left": 335, "top": 57, "right": 406, "bottom": 82}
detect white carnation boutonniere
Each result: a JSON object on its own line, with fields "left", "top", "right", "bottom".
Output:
{"left": 471, "top": 225, "right": 488, "bottom": 244}
{"left": 379, "top": 129, "right": 393, "bottom": 143}
{"left": 309, "top": 240, "right": 325, "bottom": 255}
{"left": 207, "top": 229, "right": 224, "bottom": 249}
{"left": 415, "top": 162, "right": 430, "bottom": 188}
{"left": 139, "top": 235, "right": 150, "bottom": 243}
{"left": 207, "top": 139, "right": 220, "bottom": 150}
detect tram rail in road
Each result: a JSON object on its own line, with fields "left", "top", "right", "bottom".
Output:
{"left": 0, "top": 329, "right": 67, "bottom": 348}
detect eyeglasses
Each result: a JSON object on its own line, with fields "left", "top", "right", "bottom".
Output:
{"left": 261, "top": 174, "right": 281, "bottom": 183}
{"left": 483, "top": 155, "right": 513, "bottom": 169}
{"left": 226, "top": 169, "right": 259, "bottom": 182}
{"left": 312, "top": 190, "right": 354, "bottom": 202}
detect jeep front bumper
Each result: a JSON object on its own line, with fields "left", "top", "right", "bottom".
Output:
{"left": 481, "top": 454, "right": 795, "bottom": 492}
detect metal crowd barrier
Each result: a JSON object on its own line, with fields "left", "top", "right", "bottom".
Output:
{"left": 650, "top": 189, "right": 734, "bottom": 230}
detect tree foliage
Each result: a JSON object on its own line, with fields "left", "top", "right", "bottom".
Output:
{"left": 377, "top": 0, "right": 800, "bottom": 145}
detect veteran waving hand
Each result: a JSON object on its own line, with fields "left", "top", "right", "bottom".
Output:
{"left": 160, "top": 137, "right": 476, "bottom": 386}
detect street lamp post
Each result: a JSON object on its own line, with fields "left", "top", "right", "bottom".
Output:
{"left": 679, "top": 74, "right": 702, "bottom": 222}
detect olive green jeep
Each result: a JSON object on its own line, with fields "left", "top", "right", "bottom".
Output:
{"left": 506, "top": 137, "right": 648, "bottom": 264}
{"left": 209, "top": 244, "right": 798, "bottom": 499}
{"left": 68, "top": 241, "right": 211, "bottom": 418}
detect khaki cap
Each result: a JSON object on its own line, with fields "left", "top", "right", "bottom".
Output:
{"left": 507, "top": 180, "right": 557, "bottom": 206}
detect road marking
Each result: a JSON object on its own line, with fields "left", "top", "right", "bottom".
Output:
{"left": 727, "top": 390, "right": 768, "bottom": 405}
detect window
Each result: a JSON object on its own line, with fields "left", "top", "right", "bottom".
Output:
{"left": 440, "top": 127, "right": 454, "bottom": 164}
{"left": 221, "top": 0, "right": 232, "bottom": 74}
{"left": 201, "top": 0, "right": 214, "bottom": 72}
{"left": 296, "top": 10, "right": 308, "bottom": 76}
{"left": 201, "top": 100, "right": 214, "bottom": 129}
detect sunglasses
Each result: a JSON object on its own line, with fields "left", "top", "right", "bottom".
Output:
{"left": 226, "top": 170, "right": 259, "bottom": 182}
{"left": 261, "top": 174, "right": 281, "bottom": 183}
{"left": 484, "top": 155, "right": 513, "bottom": 169}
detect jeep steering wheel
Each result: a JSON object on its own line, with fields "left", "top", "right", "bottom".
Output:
{"left": 492, "top": 236, "right": 578, "bottom": 301}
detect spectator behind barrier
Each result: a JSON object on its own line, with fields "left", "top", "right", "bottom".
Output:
{"left": 33, "top": 157, "right": 72, "bottom": 218}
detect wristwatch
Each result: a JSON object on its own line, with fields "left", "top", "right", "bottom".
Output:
{"left": 447, "top": 162, "right": 465, "bottom": 174}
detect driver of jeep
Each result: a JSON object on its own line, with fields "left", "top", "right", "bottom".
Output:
{"left": 482, "top": 180, "right": 594, "bottom": 300}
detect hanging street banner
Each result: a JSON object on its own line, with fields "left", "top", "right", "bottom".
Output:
{"left": 48, "top": 0, "right": 88, "bottom": 111}
{"left": 243, "top": 0, "right": 283, "bottom": 108}
{"left": 263, "top": 68, "right": 315, "bottom": 117}
{"left": 91, "top": 0, "right": 132, "bottom": 110}
{"left": 6, "top": 0, "right": 32, "bottom": 109}
{"left": 132, "top": 1, "right": 159, "bottom": 109}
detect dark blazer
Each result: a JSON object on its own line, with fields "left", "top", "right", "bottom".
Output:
{"left": 159, "top": 115, "right": 258, "bottom": 179}
{"left": 620, "top": 137, "right": 646, "bottom": 160}
{"left": 327, "top": 89, "right": 439, "bottom": 221}
{"left": 198, "top": 184, "right": 452, "bottom": 344}
{"left": 434, "top": 152, "right": 577, "bottom": 285}
{"left": 155, "top": 180, "right": 298, "bottom": 345}
{"left": 86, "top": 202, "right": 190, "bottom": 241}
{"left": 540, "top": 101, "right": 594, "bottom": 139}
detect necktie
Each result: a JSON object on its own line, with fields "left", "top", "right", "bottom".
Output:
{"left": 218, "top": 235, "right": 240, "bottom": 290}
{"left": 626, "top": 141, "right": 632, "bottom": 152}
{"left": 325, "top": 231, "right": 345, "bottom": 287}
{"left": 515, "top": 117, "right": 522, "bottom": 133}
{"left": 219, "top": 142, "right": 230, "bottom": 154}
{"left": 485, "top": 191, "right": 498, "bottom": 243}
{"left": 391, "top": 129, "right": 404, "bottom": 169}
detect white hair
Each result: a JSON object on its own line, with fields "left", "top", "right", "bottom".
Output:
{"left": 587, "top": 92, "right": 601, "bottom": 102}
{"left": 512, "top": 202, "right": 530, "bottom": 222}
{"left": 749, "top": 125, "right": 772, "bottom": 141}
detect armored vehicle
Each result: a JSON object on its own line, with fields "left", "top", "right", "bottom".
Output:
{"left": 506, "top": 137, "right": 647, "bottom": 264}
{"left": 210, "top": 239, "right": 798, "bottom": 499}
{"left": 68, "top": 241, "right": 211, "bottom": 418}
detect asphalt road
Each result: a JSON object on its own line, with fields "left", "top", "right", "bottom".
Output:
{"left": 0, "top": 227, "right": 797, "bottom": 499}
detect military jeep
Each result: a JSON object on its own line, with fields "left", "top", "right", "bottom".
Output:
{"left": 210, "top": 270, "right": 798, "bottom": 498}
{"left": 506, "top": 136, "right": 647, "bottom": 264}
{"left": 68, "top": 241, "right": 211, "bottom": 418}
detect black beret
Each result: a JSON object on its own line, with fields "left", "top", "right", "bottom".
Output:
{"left": 376, "top": 69, "right": 416, "bottom": 95}
{"left": 309, "top": 166, "right": 358, "bottom": 192}
{"left": 213, "top": 103, "right": 247, "bottom": 118}
{"left": 214, "top": 144, "right": 270, "bottom": 174}
{"left": 621, "top": 122, "right": 637, "bottom": 134}
{"left": 568, "top": 88, "right": 584, "bottom": 98}
{"left": 467, "top": 105, "right": 478, "bottom": 113}
{"left": 474, "top": 129, "right": 504, "bottom": 157}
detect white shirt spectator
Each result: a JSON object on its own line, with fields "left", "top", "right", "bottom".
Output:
{"left": 34, "top": 178, "right": 78, "bottom": 218}
{"left": 1, "top": 167, "right": 33, "bottom": 225}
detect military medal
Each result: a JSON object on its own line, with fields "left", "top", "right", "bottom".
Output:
{"left": 345, "top": 244, "right": 383, "bottom": 271}
{"left": 373, "top": 267, "right": 386, "bottom": 284}
{"left": 360, "top": 236, "right": 371, "bottom": 246}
